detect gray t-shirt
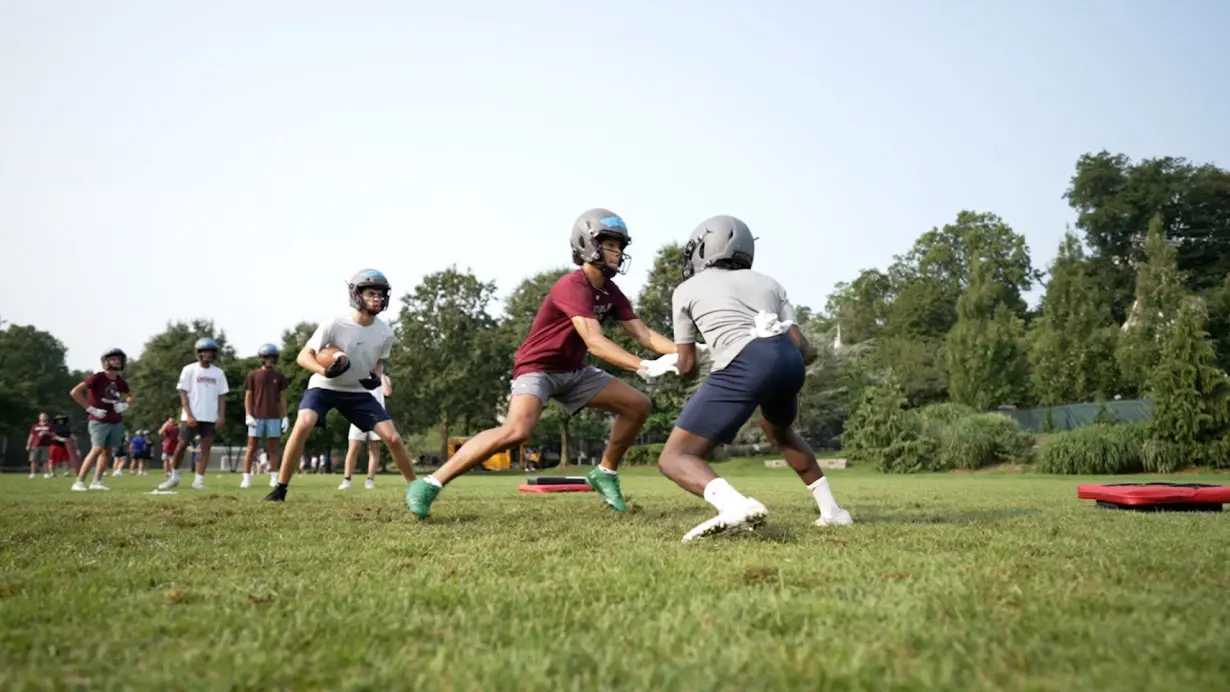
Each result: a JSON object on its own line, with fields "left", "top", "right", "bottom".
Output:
{"left": 305, "top": 314, "right": 394, "bottom": 392}
{"left": 672, "top": 268, "right": 798, "bottom": 371}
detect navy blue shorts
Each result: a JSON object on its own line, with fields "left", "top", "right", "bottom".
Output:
{"left": 299, "top": 388, "right": 390, "bottom": 433}
{"left": 675, "top": 335, "right": 805, "bottom": 445}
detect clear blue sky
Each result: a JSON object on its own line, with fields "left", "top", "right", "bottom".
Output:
{"left": 3, "top": 1, "right": 1227, "bottom": 372}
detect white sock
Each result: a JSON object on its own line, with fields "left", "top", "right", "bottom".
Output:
{"left": 424, "top": 476, "right": 443, "bottom": 488}
{"left": 808, "top": 477, "right": 840, "bottom": 517}
{"left": 242, "top": 472, "right": 251, "bottom": 481}
{"left": 702, "top": 478, "right": 746, "bottom": 513}
{"left": 596, "top": 465, "right": 617, "bottom": 476}
{"left": 171, "top": 468, "right": 181, "bottom": 480}
{"left": 195, "top": 473, "right": 205, "bottom": 484}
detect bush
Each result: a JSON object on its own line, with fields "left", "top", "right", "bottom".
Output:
{"left": 623, "top": 443, "right": 664, "bottom": 466}
{"left": 1036, "top": 423, "right": 1147, "bottom": 474}
{"left": 936, "top": 413, "right": 1036, "bottom": 470}
{"left": 1140, "top": 439, "right": 1187, "bottom": 473}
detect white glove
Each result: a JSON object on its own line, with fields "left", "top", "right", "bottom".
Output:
{"left": 281, "top": 417, "right": 289, "bottom": 432}
{"left": 245, "top": 415, "right": 257, "bottom": 427}
{"left": 749, "top": 311, "right": 795, "bottom": 338}
{"left": 86, "top": 406, "right": 106, "bottom": 418}
{"left": 637, "top": 353, "right": 680, "bottom": 380}
{"left": 113, "top": 402, "right": 128, "bottom": 413}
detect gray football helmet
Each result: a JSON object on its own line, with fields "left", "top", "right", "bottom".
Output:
{"left": 570, "top": 208, "right": 632, "bottom": 277}
{"left": 681, "top": 215, "right": 755, "bottom": 280}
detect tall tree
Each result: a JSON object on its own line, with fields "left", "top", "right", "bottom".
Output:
{"left": 1116, "top": 215, "right": 1188, "bottom": 396}
{"left": 390, "top": 267, "right": 507, "bottom": 458}
{"left": 0, "top": 322, "right": 79, "bottom": 446}
{"left": 1027, "top": 231, "right": 1120, "bottom": 404}
{"left": 943, "top": 258, "right": 1030, "bottom": 410}
{"left": 1146, "top": 296, "right": 1230, "bottom": 460}
{"left": 1065, "top": 151, "right": 1230, "bottom": 323}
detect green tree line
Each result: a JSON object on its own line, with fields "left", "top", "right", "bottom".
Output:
{"left": 4, "top": 150, "right": 1229, "bottom": 468}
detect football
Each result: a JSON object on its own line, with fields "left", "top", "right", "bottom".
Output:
{"left": 315, "top": 346, "right": 347, "bottom": 369}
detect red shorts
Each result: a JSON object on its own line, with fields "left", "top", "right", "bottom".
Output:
{"left": 49, "top": 445, "right": 71, "bottom": 463}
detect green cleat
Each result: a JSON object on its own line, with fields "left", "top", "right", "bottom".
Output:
{"left": 406, "top": 479, "right": 440, "bottom": 518}
{"left": 586, "top": 467, "right": 628, "bottom": 512}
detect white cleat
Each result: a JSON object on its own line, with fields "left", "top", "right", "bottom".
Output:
{"left": 815, "top": 508, "right": 854, "bottom": 527}
{"left": 43, "top": 473, "right": 52, "bottom": 479}
{"left": 88, "top": 481, "right": 110, "bottom": 491}
{"left": 71, "top": 480, "right": 88, "bottom": 492}
{"left": 157, "top": 475, "right": 180, "bottom": 491}
{"left": 365, "top": 478, "right": 375, "bottom": 490}
{"left": 337, "top": 479, "right": 351, "bottom": 490}
{"left": 239, "top": 477, "right": 251, "bottom": 489}
{"left": 682, "top": 497, "right": 769, "bottom": 542}
{"left": 29, "top": 473, "right": 36, "bottom": 479}
{"left": 191, "top": 478, "right": 206, "bottom": 490}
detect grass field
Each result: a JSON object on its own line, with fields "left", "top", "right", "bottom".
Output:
{"left": 3, "top": 460, "right": 1229, "bottom": 691}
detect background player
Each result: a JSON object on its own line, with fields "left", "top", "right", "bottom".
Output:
{"left": 69, "top": 347, "right": 132, "bottom": 491}
{"left": 241, "top": 343, "right": 289, "bottom": 489}
{"left": 158, "top": 416, "right": 179, "bottom": 475}
{"left": 49, "top": 413, "right": 75, "bottom": 477}
{"left": 157, "top": 338, "right": 229, "bottom": 491}
{"left": 26, "top": 413, "right": 53, "bottom": 478}
{"left": 660, "top": 215, "right": 852, "bottom": 541}
{"left": 338, "top": 371, "right": 392, "bottom": 490}
{"left": 264, "top": 269, "right": 417, "bottom": 501}
{"left": 129, "top": 429, "right": 151, "bottom": 475}
{"left": 406, "top": 208, "right": 679, "bottom": 519}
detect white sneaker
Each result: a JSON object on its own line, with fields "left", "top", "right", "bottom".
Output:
{"left": 815, "top": 508, "right": 854, "bottom": 527}
{"left": 239, "top": 476, "right": 251, "bottom": 489}
{"left": 682, "top": 497, "right": 769, "bottom": 542}
{"left": 89, "top": 481, "right": 110, "bottom": 491}
{"left": 29, "top": 473, "right": 35, "bottom": 479}
{"left": 71, "top": 480, "right": 88, "bottom": 492}
{"left": 337, "top": 479, "right": 351, "bottom": 490}
{"left": 191, "top": 478, "right": 205, "bottom": 490}
{"left": 157, "top": 475, "right": 180, "bottom": 491}
{"left": 43, "top": 473, "right": 52, "bottom": 479}
{"left": 365, "top": 478, "right": 375, "bottom": 490}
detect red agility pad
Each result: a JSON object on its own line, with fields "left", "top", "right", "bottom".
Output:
{"left": 1077, "top": 483, "right": 1230, "bottom": 512}
{"left": 518, "top": 483, "right": 594, "bottom": 493}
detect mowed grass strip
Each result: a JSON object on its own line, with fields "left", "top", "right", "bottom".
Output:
{"left": 2, "top": 462, "right": 1228, "bottom": 691}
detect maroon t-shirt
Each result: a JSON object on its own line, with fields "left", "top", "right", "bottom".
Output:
{"left": 512, "top": 269, "right": 636, "bottom": 378}
{"left": 29, "top": 423, "right": 53, "bottom": 447}
{"left": 85, "top": 372, "right": 130, "bottom": 423}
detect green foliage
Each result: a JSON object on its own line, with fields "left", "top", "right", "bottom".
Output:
{"left": 1092, "top": 403, "right": 1118, "bottom": 425}
{"left": 842, "top": 378, "right": 938, "bottom": 473}
{"left": 1115, "top": 214, "right": 1188, "bottom": 395}
{"left": 1028, "top": 231, "right": 1120, "bottom": 404}
{"left": 622, "top": 443, "right": 664, "bottom": 466}
{"left": 1144, "top": 296, "right": 1230, "bottom": 468}
{"left": 0, "top": 323, "right": 83, "bottom": 445}
{"left": 1035, "top": 423, "right": 1148, "bottom": 474}
{"left": 934, "top": 413, "right": 1036, "bottom": 471}
{"left": 944, "top": 259, "right": 1030, "bottom": 409}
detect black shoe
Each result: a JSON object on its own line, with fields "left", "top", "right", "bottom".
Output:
{"left": 264, "top": 485, "right": 287, "bottom": 502}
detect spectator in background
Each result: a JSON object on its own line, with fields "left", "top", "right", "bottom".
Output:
{"left": 26, "top": 413, "right": 53, "bottom": 479}
{"left": 49, "top": 413, "right": 74, "bottom": 477}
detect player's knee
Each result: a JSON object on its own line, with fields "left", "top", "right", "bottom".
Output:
{"left": 383, "top": 431, "right": 405, "bottom": 449}
{"left": 623, "top": 390, "right": 651, "bottom": 422}
{"left": 500, "top": 421, "right": 532, "bottom": 446}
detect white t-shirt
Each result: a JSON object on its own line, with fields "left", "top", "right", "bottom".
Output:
{"left": 178, "top": 362, "right": 231, "bottom": 423}
{"left": 306, "top": 314, "right": 395, "bottom": 392}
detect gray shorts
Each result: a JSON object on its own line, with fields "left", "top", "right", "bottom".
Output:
{"left": 88, "top": 421, "right": 125, "bottom": 451}
{"left": 510, "top": 367, "right": 613, "bottom": 415}
{"left": 28, "top": 446, "right": 50, "bottom": 463}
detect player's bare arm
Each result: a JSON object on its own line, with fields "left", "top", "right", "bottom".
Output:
{"left": 296, "top": 343, "right": 328, "bottom": 376}
{"left": 180, "top": 390, "right": 196, "bottom": 425}
{"left": 70, "top": 381, "right": 90, "bottom": 409}
{"left": 675, "top": 343, "right": 700, "bottom": 375}
{"left": 786, "top": 325, "right": 817, "bottom": 366}
{"left": 570, "top": 316, "right": 646, "bottom": 372}
{"left": 619, "top": 318, "right": 677, "bottom": 356}
{"left": 216, "top": 396, "right": 226, "bottom": 428}
{"left": 245, "top": 390, "right": 253, "bottom": 418}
